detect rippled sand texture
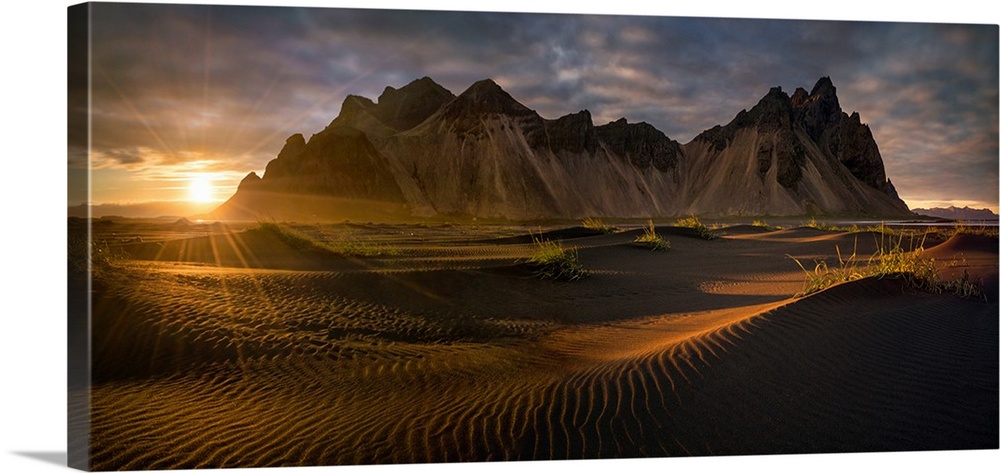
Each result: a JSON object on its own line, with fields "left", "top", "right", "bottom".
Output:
{"left": 79, "top": 222, "right": 999, "bottom": 469}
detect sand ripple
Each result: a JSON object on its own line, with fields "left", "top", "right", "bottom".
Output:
{"left": 84, "top": 226, "right": 998, "bottom": 469}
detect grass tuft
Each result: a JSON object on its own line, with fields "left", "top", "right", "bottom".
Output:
{"left": 676, "top": 215, "right": 716, "bottom": 240}
{"left": 525, "top": 237, "right": 586, "bottom": 281}
{"left": 581, "top": 217, "right": 618, "bottom": 234}
{"left": 939, "top": 270, "right": 987, "bottom": 300}
{"left": 633, "top": 220, "right": 671, "bottom": 251}
{"left": 801, "top": 217, "right": 839, "bottom": 232}
{"left": 751, "top": 220, "right": 777, "bottom": 231}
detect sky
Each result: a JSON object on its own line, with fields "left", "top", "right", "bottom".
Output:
{"left": 68, "top": 1, "right": 999, "bottom": 213}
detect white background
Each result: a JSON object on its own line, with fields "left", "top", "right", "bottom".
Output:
{"left": 1, "top": 1, "right": 997, "bottom": 472}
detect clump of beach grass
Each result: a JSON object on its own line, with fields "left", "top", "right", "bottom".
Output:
{"left": 581, "top": 217, "right": 618, "bottom": 234}
{"left": 939, "top": 270, "right": 987, "bottom": 300}
{"left": 801, "top": 217, "right": 841, "bottom": 232}
{"left": 789, "top": 232, "right": 984, "bottom": 301}
{"left": 751, "top": 220, "right": 777, "bottom": 231}
{"left": 633, "top": 220, "right": 670, "bottom": 251}
{"left": 676, "top": 215, "right": 716, "bottom": 240}
{"left": 525, "top": 237, "right": 585, "bottom": 281}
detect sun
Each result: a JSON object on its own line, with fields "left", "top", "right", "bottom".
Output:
{"left": 187, "top": 175, "right": 216, "bottom": 203}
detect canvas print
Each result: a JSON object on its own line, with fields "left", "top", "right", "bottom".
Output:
{"left": 67, "top": 2, "right": 999, "bottom": 470}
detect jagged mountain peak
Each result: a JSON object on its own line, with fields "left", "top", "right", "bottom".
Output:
{"left": 544, "top": 109, "right": 598, "bottom": 154}
{"left": 748, "top": 87, "right": 794, "bottom": 126}
{"left": 464, "top": 78, "right": 503, "bottom": 94}
{"left": 595, "top": 117, "right": 683, "bottom": 171}
{"left": 698, "top": 77, "right": 854, "bottom": 146}
{"left": 237, "top": 171, "right": 262, "bottom": 191}
{"left": 692, "top": 85, "right": 795, "bottom": 150}
{"left": 377, "top": 76, "right": 453, "bottom": 106}
{"left": 381, "top": 76, "right": 441, "bottom": 92}
{"left": 765, "top": 86, "right": 788, "bottom": 99}
{"left": 444, "top": 78, "right": 535, "bottom": 118}
{"left": 328, "top": 77, "right": 455, "bottom": 133}
{"left": 791, "top": 77, "right": 842, "bottom": 140}
{"left": 810, "top": 76, "right": 837, "bottom": 97}
{"left": 790, "top": 77, "right": 837, "bottom": 105}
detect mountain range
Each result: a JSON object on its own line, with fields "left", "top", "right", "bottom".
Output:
{"left": 214, "top": 76, "right": 912, "bottom": 221}
{"left": 912, "top": 206, "right": 998, "bottom": 220}
{"left": 70, "top": 201, "right": 221, "bottom": 219}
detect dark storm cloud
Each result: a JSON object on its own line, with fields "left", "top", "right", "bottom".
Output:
{"left": 84, "top": 3, "right": 998, "bottom": 209}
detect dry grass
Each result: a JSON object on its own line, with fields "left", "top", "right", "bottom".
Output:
{"left": 951, "top": 221, "right": 999, "bottom": 238}
{"left": 789, "top": 232, "right": 984, "bottom": 301}
{"left": 525, "top": 237, "right": 586, "bottom": 281}
{"left": 751, "top": 220, "right": 777, "bottom": 231}
{"left": 675, "top": 215, "right": 716, "bottom": 240}
{"left": 581, "top": 217, "right": 618, "bottom": 234}
{"left": 799, "top": 219, "right": 925, "bottom": 239}
{"left": 633, "top": 220, "right": 670, "bottom": 251}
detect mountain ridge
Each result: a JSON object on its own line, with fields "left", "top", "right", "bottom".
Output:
{"left": 214, "top": 76, "right": 912, "bottom": 221}
{"left": 912, "top": 206, "right": 999, "bottom": 220}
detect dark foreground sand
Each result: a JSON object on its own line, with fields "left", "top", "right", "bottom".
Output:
{"left": 69, "top": 220, "right": 998, "bottom": 469}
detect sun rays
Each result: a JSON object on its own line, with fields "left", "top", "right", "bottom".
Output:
{"left": 188, "top": 174, "right": 217, "bottom": 203}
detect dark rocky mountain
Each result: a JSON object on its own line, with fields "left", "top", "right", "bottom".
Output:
{"left": 214, "top": 76, "right": 912, "bottom": 221}
{"left": 328, "top": 76, "right": 455, "bottom": 136}
{"left": 595, "top": 118, "right": 683, "bottom": 171}
{"left": 791, "top": 77, "right": 896, "bottom": 195}
{"left": 682, "top": 78, "right": 910, "bottom": 216}
{"left": 912, "top": 206, "right": 999, "bottom": 220}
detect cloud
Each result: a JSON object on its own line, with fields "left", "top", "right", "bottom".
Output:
{"left": 81, "top": 4, "right": 998, "bottom": 210}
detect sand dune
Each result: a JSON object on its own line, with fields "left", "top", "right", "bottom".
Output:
{"left": 76, "top": 221, "right": 998, "bottom": 469}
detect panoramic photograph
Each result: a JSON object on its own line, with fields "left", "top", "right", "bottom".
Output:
{"left": 67, "top": 2, "right": 998, "bottom": 471}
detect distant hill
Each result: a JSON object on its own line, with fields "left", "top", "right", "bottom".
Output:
{"left": 213, "top": 76, "right": 912, "bottom": 221}
{"left": 69, "top": 201, "right": 220, "bottom": 219}
{"left": 912, "top": 206, "right": 999, "bottom": 220}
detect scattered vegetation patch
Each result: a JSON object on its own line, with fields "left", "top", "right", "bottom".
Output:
{"left": 256, "top": 221, "right": 328, "bottom": 253}
{"left": 939, "top": 270, "right": 987, "bottom": 300}
{"left": 336, "top": 238, "right": 402, "bottom": 257}
{"left": 581, "top": 217, "right": 618, "bottom": 234}
{"left": 525, "top": 237, "right": 586, "bottom": 281}
{"left": 799, "top": 219, "right": 927, "bottom": 239}
{"left": 857, "top": 222, "right": 912, "bottom": 237}
{"left": 951, "top": 221, "right": 999, "bottom": 238}
{"left": 801, "top": 217, "right": 841, "bottom": 232}
{"left": 751, "top": 220, "right": 777, "bottom": 231}
{"left": 789, "top": 233, "right": 985, "bottom": 301}
{"left": 633, "top": 220, "right": 671, "bottom": 251}
{"left": 255, "top": 221, "right": 400, "bottom": 258}
{"left": 675, "top": 215, "right": 717, "bottom": 240}
{"left": 68, "top": 235, "right": 128, "bottom": 280}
